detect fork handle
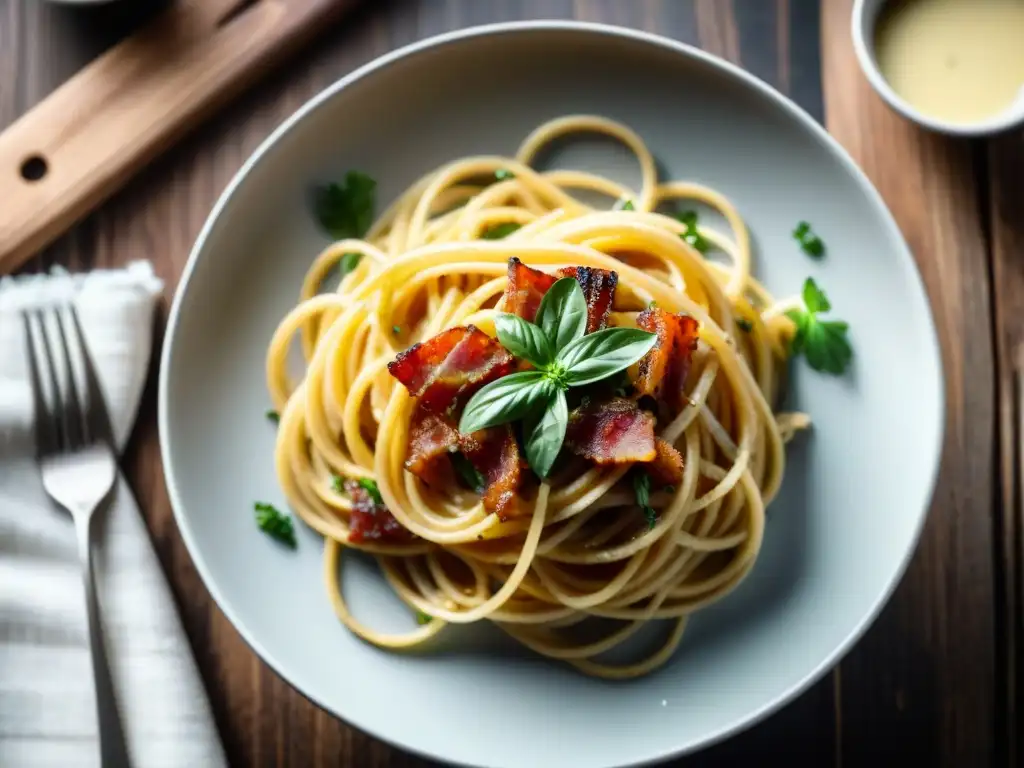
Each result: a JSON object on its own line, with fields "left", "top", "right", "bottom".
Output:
{"left": 75, "top": 514, "right": 132, "bottom": 768}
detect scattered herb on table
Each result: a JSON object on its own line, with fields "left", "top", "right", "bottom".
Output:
{"left": 793, "top": 221, "right": 825, "bottom": 258}
{"left": 786, "top": 277, "right": 852, "bottom": 375}
{"left": 254, "top": 502, "right": 297, "bottom": 547}
{"left": 459, "top": 278, "right": 656, "bottom": 477}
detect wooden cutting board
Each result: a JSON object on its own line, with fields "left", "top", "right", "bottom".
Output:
{"left": 0, "top": 0, "right": 358, "bottom": 275}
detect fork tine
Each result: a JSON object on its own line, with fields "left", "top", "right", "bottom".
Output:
{"left": 68, "top": 305, "right": 115, "bottom": 449}
{"left": 22, "top": 311, "right": 58, "bottom": 458}
{"left": 51, "top": 306, "right": 87, "bottom": 451}
{"left": 33, "top": 309, "right": 73, "bottom": 453}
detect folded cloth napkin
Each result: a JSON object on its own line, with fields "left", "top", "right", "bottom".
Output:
{"left": 0, "top": 263, "right": 227, "bottom": 768}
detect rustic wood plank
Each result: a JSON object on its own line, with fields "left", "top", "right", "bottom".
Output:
{"left": 989, "top": 127, "right": 1024, "bottom": 768}
{"left": 821, "top": 2, "right": 998, "bottom": 766}
{"left": 0, "top": 1, "right": 860, "bottom": 765}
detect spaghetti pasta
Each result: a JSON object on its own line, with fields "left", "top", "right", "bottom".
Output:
{"left": 265, "top": 115, "right": 802, "bottom": 678}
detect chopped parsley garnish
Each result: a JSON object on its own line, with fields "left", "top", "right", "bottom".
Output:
{"left": 648, "top": 300, "right": 657, "bottom": 309}
{"left": 265, "top": 409, "right": 280, "bottom": 424}
{"left": 614, "top": 197, "right": 635, "bottom": 211}
{"left": 331, "top": 474, "right": 345, "bottom": 493}
{"left": 451, "top": 453, "right": 485, "bottom": 493}
{"left": 495, "top": 169, "right": 515, "bottom": 181}
{"left": 314, "top": 171, "right": 376, "bottom": 240}
{"left": 481, "top": 222, "right": 522, "bottom": 240}
{"left": 357, "top": 477, "right": 384, "bottom": 506}
{"left": 736, "top": 317, "right": 753, "bottom": 333}
{"left": 793, "top": 221, "right": 825, "bottom": 258}
{"left": 676, "top": 211, "right": 709, "bottom": 254}
{"left": 632, "top": 471, "right": 657, "bottom": 530}
{"left": 785, "top": 278, "right": 852, "bottom": 375}
{"left": 392, "top": 325, "right": 401, "bottom": 335}
{"left": 254, "top": 502, "right": 296, "bottom": 547}
{"left": 338, "top": 251, "right": 362, "bottom": 277}
{"left": 416, "top": 610, "right": 432, "bottom": 625}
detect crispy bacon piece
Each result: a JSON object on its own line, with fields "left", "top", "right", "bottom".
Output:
{"left": 557, "top": 266, "right": 618, "bottom": 332}
{"left": 646, "top": 438, "right": 684, "bottom": 487}
{"left": 388, "top": 325, "right": 514, "bottom": 412}
{"left": 634, "top": 308, "right": 700, "bottom": 412}
{"left": 564, "top": 397, "right": 656, "bottom": 464}
{"left": 344, "top": 479, "right": 413, "bottom": 544}
{"left": 459, "top": 424, "right": 524, "bottom": 521}
{"left": 405, "top": 406, "right": 460, "bottom": 485}
{"left": 503, "top": 257, "right": 557, "bottom": 322}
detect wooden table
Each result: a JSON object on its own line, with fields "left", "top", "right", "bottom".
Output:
{"left": 1, "top": 0, "right": 1019, "bottom": 765}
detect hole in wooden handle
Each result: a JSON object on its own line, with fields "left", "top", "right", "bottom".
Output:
{"left": 20, "top": 155, "right": 48, "bottom": 182}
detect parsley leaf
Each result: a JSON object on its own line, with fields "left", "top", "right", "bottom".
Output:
{"left": 494, "top": 169, "right": 514, "bottom": 181}
{"left": 481, "top": 222, "right": 521, "bottom": 240}
{"left": 392, "top": 325, "right": 401, "bottom": 335}
{"left": 632, "top": 472, "right": 657, "bottom": 530}
{"left": 793, "top": 220, "right": 825, "bottom": 258}
{"left": 314, "top": 171, "right": 376, "bottom": 240}
{"left": 736, "top": 318, "right": 753, "bottom": 333}
{"left": 785, "top": 277, "right": 852, "bottom": 375}
{"left": 254, "top": 502, "right": 297, "bottom": 547}
{"left": 451, "top": 453, "right": 486, "bottom": 493}
{"left": 265, "top": 409, "right": 280, "bottom": 424}
{"left": 416, "top": 610, "right": 432, "bottom": 625}
{"left": 614, "top": 197, "right": 635, "bottom": 211}
{"left": 675, "top": 210, "right": 709, "bottom": 254}
{"left": 357, "top": 477, "right": 384, "bottom": 506}
{"left": 331, "top": 474, "right": 345, "bottom": 493}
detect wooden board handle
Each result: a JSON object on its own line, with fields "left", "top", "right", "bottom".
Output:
{"left": 0, "top": 0, "right": 357, "bottom": 275}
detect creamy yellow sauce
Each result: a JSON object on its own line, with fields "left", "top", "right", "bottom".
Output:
{"left": 874, "top": 0, "right": 1024, "bottom": 124}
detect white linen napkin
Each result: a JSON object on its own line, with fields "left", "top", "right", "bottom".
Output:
{"left": 0, "top": 263, "right": 227, "bottom": 768}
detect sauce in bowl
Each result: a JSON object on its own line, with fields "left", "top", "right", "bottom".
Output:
{"left": 874, "top": 0, "right": 1024, "bottom": 125}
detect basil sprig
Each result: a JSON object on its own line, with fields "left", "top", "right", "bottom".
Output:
{"left": 459, "top": 277, "right": 657, "bottom": 477}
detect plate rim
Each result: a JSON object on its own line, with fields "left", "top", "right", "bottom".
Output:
{"left": 158, "top": 19, "right": 945, "bottom": 767}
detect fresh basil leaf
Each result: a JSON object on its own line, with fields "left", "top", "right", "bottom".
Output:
{"left": 558, "top": 328, "right": 657, "bottom": 387}
{"left": 494, "top": 313, "right": 554, "bottom": 367}
{"left": 459, "top": 372, "right": 551, "bottom": 434}
{"left": 802, "top": 277, "right": 830, "bottom": 314}
{"left": 534, "top": 277, "right": 587, "bottom": 355}
{"left": 314, "top": 171, "right": 376, "bottom": 240}
{"left": 803, "top": 319, "right": 852, "bottom": 374}
{"left": 524, "top": 389, "right": 568, "bottom": 479}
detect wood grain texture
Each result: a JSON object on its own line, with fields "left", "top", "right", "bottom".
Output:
{"left": 822, "top": 1, "right": 998, "bottom": 766}
{"left": 0, "top": 0, "right": 1002, "bottom": 766}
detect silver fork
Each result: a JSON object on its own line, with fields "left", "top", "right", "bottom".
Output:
{"left": 23, "top": 306, "right": 132, "bottom": 768}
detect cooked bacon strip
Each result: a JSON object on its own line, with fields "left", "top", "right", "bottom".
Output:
{"left": 646, "top": 438, "right": 684, "bottom": 487}
{"left": 557, "top": 266, "right": 618, "bottom": 332}
{"left": 459, "top": 425, "right": 524, "bottom": 521}
{"left": 405, "top": 406, "right": 460, "bottom": 485}
{"left": 344, "top": 480, "right": 414, "bottom": 544}
{"left": 564, "top": 397, "right": 656, "bottom": 464}
{"left": 634, "top": 308, "right": 700, "bottom": 412}
{"left": 503, "top": 257, "right": 556, "bottom": 322}
{"left": 388, "top": 325, "right": 514, "bottom": 412}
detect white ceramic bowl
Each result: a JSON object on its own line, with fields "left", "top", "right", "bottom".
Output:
{"left": 159, "top": 21, "right": 944, "bottom": 768}
{"left": 852, "top": 0, "right": 1024, "bottom": 136}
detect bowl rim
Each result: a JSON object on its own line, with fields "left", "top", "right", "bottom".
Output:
{"left": 158, "top": 19, "right": 945, "bottom": 767}
{"left": 850, "top": 0, "right": 1024, "bottom": 137}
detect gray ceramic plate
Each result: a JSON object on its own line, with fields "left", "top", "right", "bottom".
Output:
{"left": 159, "top": 21, "right": 943, "bottom": 768}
